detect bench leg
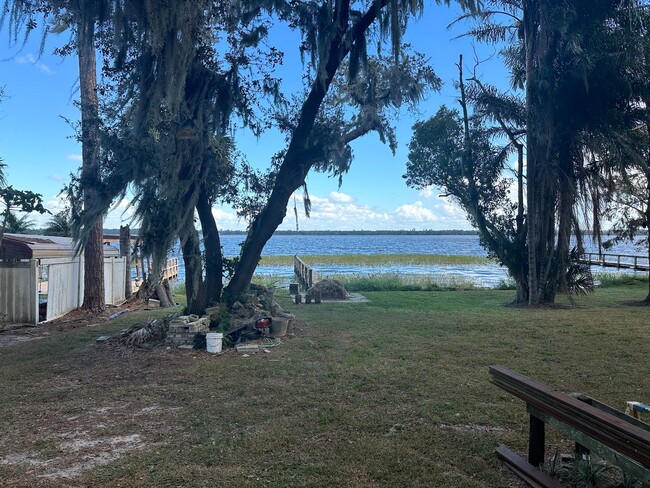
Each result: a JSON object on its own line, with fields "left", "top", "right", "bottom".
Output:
{"left": 529, "top": 413, "right": 545, "bottom": 467}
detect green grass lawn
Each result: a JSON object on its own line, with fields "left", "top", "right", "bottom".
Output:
{"left": 0, "top": 286, "right": 648, "bottom": 487}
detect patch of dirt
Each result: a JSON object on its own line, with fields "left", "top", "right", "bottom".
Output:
{"left": 436, "top": 422, "right": 507, "bottom": 434}
{"left": 0, "top": 433, "right": 146, "bottom": 480}
{"left": 0, "top": 341, "right": 191, "bottom": 483}
{"left": 0, "top": 300, "right": 161, "bottom": 348}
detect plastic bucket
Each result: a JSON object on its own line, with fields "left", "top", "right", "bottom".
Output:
{"left": 270, "top": 317, "right": 289, "bottom": 337}
{"left": 206, "top": 332, "right": 223, "bottom": 353}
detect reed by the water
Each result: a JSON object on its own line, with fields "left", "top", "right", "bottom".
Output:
{"left": 259, "top": 253, "right": 492, "bottom": 267}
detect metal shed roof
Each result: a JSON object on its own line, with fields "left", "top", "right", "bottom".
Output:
{"left": 0, "top": 234, "right": 119, "bottom": 260}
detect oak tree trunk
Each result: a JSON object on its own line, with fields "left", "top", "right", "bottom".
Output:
{"left": 196, "top": 187, "right": 223, "bottom": 304}
{"left": 179, "top": 217, "right": 206, "bottom": 315}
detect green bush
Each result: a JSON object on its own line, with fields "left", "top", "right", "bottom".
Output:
{"left": 494, "top": 278, "right": 516, "bottom": 290}
{"left": 594, "top": 273, "right": 648, "bottom": 288}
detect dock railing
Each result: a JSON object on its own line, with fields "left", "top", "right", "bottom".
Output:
{"left": 294, "top": 255, "right": 321, "bottom": 289}
{"left": 581, "top": 252, "right": 649, "bottom": 271}
{"left": 163, "top": 257, "right": 179, "bottom": 281}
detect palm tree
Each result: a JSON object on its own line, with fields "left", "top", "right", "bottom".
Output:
{"left": 4, "top": 212, "right": 35, "bottom": 234}
{"left": 44, "top": 211, "right": 71, "bottom": 237}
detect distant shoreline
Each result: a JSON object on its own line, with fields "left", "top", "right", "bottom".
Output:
{"left": 223, "top": 229, "right": 480, "bottom": 236}
{"left": 100, "top": 228, "right": 613, "bottom": 237}
{"left": 102, "top": 229, "right": 480, "bottom": 236}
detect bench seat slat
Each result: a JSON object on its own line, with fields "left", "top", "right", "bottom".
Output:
{"left": 495, "top": 445, "right": 564, "bottom": 488}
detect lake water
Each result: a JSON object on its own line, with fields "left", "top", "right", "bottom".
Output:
{"left": 164, "top": 234, "right": 644, "bottom": 288}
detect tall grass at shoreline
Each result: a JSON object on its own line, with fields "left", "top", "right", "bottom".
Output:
{"left": 331, "top": 273, "right": 479, "bottom": 291}
{"left": 251, "top": 272, "right": 649, "bottom": 292}
{"left": 259, "top": 253, "right": 492, "bottom": 267}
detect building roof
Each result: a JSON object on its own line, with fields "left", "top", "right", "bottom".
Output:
{"left": 0, "top": 234, "right": 119, "bottom": 260}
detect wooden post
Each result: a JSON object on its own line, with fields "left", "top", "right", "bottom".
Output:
{"left": 575, "top": 396, "right": 592, "bottom": 459}
{"left": 528, "top": 413, "right": 545, "bottom": 467}
{"left": 119, "top": 225, "right": 132, "bottom": 298}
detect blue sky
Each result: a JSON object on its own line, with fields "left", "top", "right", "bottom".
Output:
{"left": 0, "top": 3, "right": 512, "bottom": 231}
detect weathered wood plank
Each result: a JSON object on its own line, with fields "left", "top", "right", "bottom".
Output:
{"left": 571, "top": 395, "right": 650, "bottom": 433}
{"left": 496, "top": 445, "right": 564, "bottom": 488}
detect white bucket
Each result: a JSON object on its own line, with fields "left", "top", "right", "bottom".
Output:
{"left": 206, "top": 332, "right": 223, "bottom": 353}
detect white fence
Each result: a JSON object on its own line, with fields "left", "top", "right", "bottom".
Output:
{"left": 0, "top": 260, "right": 38, "bottom": 324}
{"left": 103, "top": 257, "right": 126, "bottom": 306}
{"left": 0, "top": 256, "right": 127, "bottom": 325}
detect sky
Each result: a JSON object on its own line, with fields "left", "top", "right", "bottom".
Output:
{"left": 0, "top": 3, "right": 513, "bottom": 231}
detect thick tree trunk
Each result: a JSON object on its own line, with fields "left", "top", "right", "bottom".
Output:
{"left": 78, "top": 14, "right": 105, "bottom": 311}
{"left": 179, "top": 218, "right": 206, "bottom": 315}
{"left": 515, "top": 277, "right": 529, "bottom": 304}
{"left": 225, "top": 170, "right": 306, "bottom": 304}
{"left": 524, "top": 0, "right": 559, "bottom": 305}
{"left": 196, "top": 187, "right": 223, "bottom": 304}
{"left": 524, "top": 0, "right": 540, "bottom": 305}
{"left": 155, "top": 283, "right": 172, "bottom": 308}
{"left": 553, "top": 146, "right": 574, "bottom": 296}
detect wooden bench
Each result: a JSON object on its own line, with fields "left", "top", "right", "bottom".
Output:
{"left": 489, "top": 366, "right": 650, "bottom": 487}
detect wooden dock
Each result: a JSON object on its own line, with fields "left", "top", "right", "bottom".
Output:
{"left": 294, "top": 255, "right": 321, "bottom": 289}
{"left": 163, "top": 257, "right": 179, "bottom": 281}
{"left": 580, "top": 252, "right": 649, "bottom": 272}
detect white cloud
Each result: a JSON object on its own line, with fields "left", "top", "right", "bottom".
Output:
{"left": 266, "top": 190, "right": 475, "bottom": 231}
{"left": 66, "top": 154, "right": 83, "bottom": 162}
{"left": 394, "top": 201, "right": 438, "bottom": 222}
{"left": 103, "top": 199, "right": 136, "bottom": 228}
{"left": 23, "top": 190, "right": 471, "bottom": 233}
{"left": 49, "top": 174, "right": 65, "bottom": 182}
{"left": 329, "top": 191, "right": 354, "bottom": 203}
{"left": 15, "top": 53, "right": 53, "bottom": 75}
{"left": 419, "top": 186, "right": 437, "bottom": 199}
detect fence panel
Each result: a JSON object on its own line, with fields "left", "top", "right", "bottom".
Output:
{"left": 105, "top": 257, "right": 126, "bottom": 304}
{"left": 46, "top": 259, "right": 82, "bottom": 321}
{"left": 0, "top": 260, "right": 38, "bottom": 324}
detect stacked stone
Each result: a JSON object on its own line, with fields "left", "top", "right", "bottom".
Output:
{"left": 166, "top": 315, "right": 210, "bottom": 346}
